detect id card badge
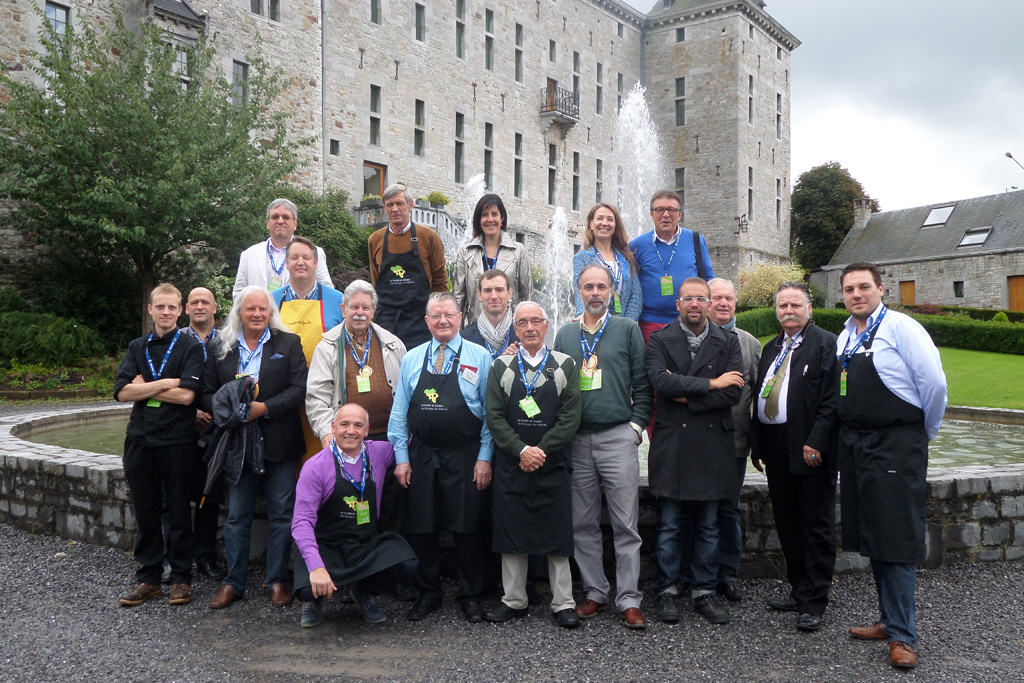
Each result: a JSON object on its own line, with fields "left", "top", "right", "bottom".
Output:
{"left": 614, "top": 292, "right": 622, "bottom": 314}
{"left": 840, "top": 370, "right": 848, "bottom": 397}
{"left": 460, "top": 364, "right": 479, "bottom": 384}
{"left": 356, "top": 375, "right": 372, "bottom": 393}
{"left": 146, "top": 398, "right": 162, "bottom": 408}
{"left": 660, "top": 276, "right": 674, "bottom": 296}
{"left": 759, "top": 378, "right": 775, "bottom": 399}
{"left": 519, "top": 395, "right": 541, "bottom": 417}
{"left": 580, "top": 368, "right": 602, "bottom": 391}
{"left": 356, "top": 500, "right": 371, "bottom": 525}
{"left": 267, "top": 276, "right": 282, "bottom": 292}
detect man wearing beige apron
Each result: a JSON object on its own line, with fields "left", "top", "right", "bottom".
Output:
{"left": 272, "top": 236, "right": 345, "bottom": 466}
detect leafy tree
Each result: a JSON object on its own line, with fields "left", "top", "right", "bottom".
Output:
{"left": 736, "top": 262, "right": 806, "bottom": 308}
{"left": 0, "top": 13, "right": 308, "bottom": 335}
{"left": 790, "top": 162, "right": 877, "bottom": 272}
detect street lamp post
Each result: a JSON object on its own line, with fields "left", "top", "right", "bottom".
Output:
{"left": 1006, "top": 152, "right": 1024, "bottom": 173}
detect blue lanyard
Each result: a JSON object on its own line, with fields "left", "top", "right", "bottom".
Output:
{"left": 484, "top": 327, "right": 512, "bottom": 360}
{"left": 593, "top": 248, "right": 623, "bottom": 292}
{"left": 433, "top": 342, "right": 459, "bottom": 374}
{"left": 185, "top": 326, "right": 217, "bottom": 361}
{"left": 266, "top": 240, "right": 285, "bottom": 277}
{"left": 771, "top": 332, "right": 802, "bottom": 375}
{"left": 517, "top": 347, "right": 549, "bottom": 396}
{"left": 653, "top": 235, "right": 678, "bottom": 276}
{"left": 484, "top": 248, "right": 499, "bottom": 271}
{"left": 345, "top": 326, "right": 373, "bottom": 371}
{"left": 842, "top": 306, "right": 887, "bottom": 370}
{"left": 238, "top": 327, "right": 270, "bottom": 375}
{"left": 579, "top": 314, "right": 610, "bottom": 364}
{"left": 282, "top": 283, "right": 321, "bottom": 302}
{"left": 332, "top": 440, "right": 368, "bottom": 500}
{"left": 145, "top": 329, "right": 181, "bottom": 380}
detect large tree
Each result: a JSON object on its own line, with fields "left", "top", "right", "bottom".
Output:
{"left": 0, "top": 14, "right": 307, "bottom": 335}
{"left": 790, "top": 162, "right": 877, "bottom": 272}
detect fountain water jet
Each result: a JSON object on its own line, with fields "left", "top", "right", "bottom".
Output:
{"left": 538, "top": 207, "right": 574, "bottom": 338}
{"left": 457, "top": 173, "right": 487, "bottom": 251}
{"left": 613, "top": 82, "right": 668, "bottom": 239}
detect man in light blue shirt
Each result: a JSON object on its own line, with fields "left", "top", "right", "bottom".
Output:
{"left": 835, "top": 262, "right": 947, "bottom": 671}
{"left": 388, "top": 292, "right": 493, "bottom": 624}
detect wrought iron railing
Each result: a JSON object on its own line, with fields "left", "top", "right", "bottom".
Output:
{"left": 540, "top": 84, "right": 580, "bottom": 121}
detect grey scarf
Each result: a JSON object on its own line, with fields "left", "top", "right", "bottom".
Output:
{"left": 478, "top": 307, "right": 514, "bottom": 352}
{"left": 680, "top": 319, "right": 710, "bottom": 358}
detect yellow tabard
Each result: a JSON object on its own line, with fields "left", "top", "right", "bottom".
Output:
{"left": 279, "top": 298, "right": 325, "bottom": 466}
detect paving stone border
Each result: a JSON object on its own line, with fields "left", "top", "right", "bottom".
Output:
{"left": 2, "top": 404, "right": 1023, "bottom": 578}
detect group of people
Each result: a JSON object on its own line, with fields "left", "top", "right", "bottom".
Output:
{"left": 113, "top": 186, "right": 946, "bottom": 670}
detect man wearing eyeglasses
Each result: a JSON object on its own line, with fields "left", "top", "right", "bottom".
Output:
{"left": 233, "top": 198, "right": 332, "bottom": 299}
{"left": 628, "top": 190, "right": 716, "bottom": 343}
{"left": 646, "top": 277, "right": 743, "bottom": 625}
{"left": 387, "top": 292, "right": 494, "bottom": 623}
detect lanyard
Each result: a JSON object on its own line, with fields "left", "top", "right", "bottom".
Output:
{"left": 653, "top": 234, "right": 678, "bottom": 276}
{"left": 433, "top": 342, "right": 459, "bottom": 374}
{"left": 579, "top": 314, "right": 609, "bottom": 365}
{"left": 517, "top": 346, "right": 550, "bottom": 396}
{"left": 266, "top": 240, "right": 286, "bottom": 277}
{"left": 593, "top": 249, "right": 623, "bottom": 292}
{"left": 282, "top": 283, "right": 321, "bottom": 302}
{"left": 238, "top": 327, "right": 270, "bottom": 375}
{"left": 841, "top": 306, "right": 887, "bottom": 370}
{"left": 484, "top": 247, "right": 499, "bottom": 272}
{"left": 345, "top": 326, "right": 373, "bottom": 371}
{"left": 332, "top": 440, "right": 368, "bottom": 500}
{"left": 771, "top": 332, "right": 803, "bottom": 375}
{"left": 483, "top": 327, "right": 512, "bottom": 360}
{"left": 185, "top": 326, "right": 217, "bottom": 361}
{"left": 145, "top": 329, "right": 181, "bottom": 381}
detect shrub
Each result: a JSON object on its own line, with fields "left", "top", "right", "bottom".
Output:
{"left": 992, "top": 311, "right": 1010, "bottom": 323}
{"left": 736, "top": 307, "right": 849, "bottom": 338}
{"left": 0, "top": 287, "right": 32, "bottom": 314}
{"left": 736, "top": 263, "right": 806, "bottom": 308}
{"left": 908, "top": 314, "right": 1024, "bottom": 355}
{"left": 0, "top": 312, "right": 105, "bottom": 367}
{"left": 910, "top": 303, "right": 945, "bottom": 316}
{"left": 425, "top": 190, "right": 451, "bottom": 206}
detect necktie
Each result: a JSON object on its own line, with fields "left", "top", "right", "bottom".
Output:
{"left": 434, "top": 343, "right": 447, "bottom": 374}
{"left": 764, "top": 337, "right": 792, "bottom": 421}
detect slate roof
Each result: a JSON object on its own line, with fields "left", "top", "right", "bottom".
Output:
{"left": 647, "top": 0, "right": 766, "bottom": 20}
{"left": 828, "top": 189, "right": 1024, "bottom": 267}
{"left": 152, "top": 0, "right": 205, "bottom": 26}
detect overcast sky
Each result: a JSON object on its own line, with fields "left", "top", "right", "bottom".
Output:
{"left": 626, "top": 0, "right": 1024, "bottom": 211}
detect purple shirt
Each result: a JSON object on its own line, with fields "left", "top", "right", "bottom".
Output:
{"left": 291, "top": 439, "right": 396, "bottom": 573}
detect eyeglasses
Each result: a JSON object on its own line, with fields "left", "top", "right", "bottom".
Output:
{"left": 426, "top": 313, "right": 460, "bottom": 321}
{"left": 514, "top": 318, "right": 548, "bottom": 328}
{"left": 678, "top": 296, "right": 709, "bottom": 304}
{"left": 268, "top": 213, "right": 295, "bottom": 221}
{"left": 651, "top": 207, "right": 681, "bottom": 215}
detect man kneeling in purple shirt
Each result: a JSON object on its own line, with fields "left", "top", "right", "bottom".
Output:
{"left": 291, "top": 403, "right": 418, "bottom": 628}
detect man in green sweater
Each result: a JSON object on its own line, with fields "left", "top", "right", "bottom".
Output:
{"left": 554, "top": 264, "right": 653, "bottom": 629}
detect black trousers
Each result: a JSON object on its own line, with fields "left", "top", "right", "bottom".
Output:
{"left": 761, "top": 424, "right": 837, "bottom": 617}
{"left": 406, "top": 528, "right": 486, "bottom": 603}
{"left": 123, "top": 437, "right": 194, "bottom": 585}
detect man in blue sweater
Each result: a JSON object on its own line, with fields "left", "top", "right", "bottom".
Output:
{"left": 628, "top": 190, "right": 715, "bottom": 344}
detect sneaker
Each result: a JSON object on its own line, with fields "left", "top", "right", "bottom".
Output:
{"left": 300, "top": 599, "right": 324, "bottom": 628}
{"left": 351, "top": 587, "right": 387, "bottom": 624}
{"left": 657, "top": 592, "right": 681, "bottom": 624}
{"left": 693, "top": 594, "right": 730, "bottom": 624}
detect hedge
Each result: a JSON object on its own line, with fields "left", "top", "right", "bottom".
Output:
{"left": 904, "top": 304, "right": 1024, "bottom": 324}
{"left": 736, "top": 308, "right": 1024, "bottom": 355}
{"left": 0, "top": 312, "right": 105, "bottom": 367}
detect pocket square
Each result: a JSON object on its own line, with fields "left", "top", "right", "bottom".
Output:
{"left": 270, "top": 353, "right": 285, "bottom": 360}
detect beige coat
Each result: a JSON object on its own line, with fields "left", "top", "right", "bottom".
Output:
{"left": 452, "top": 231, "right": 533, "bottom": 326}
{"left": 305, "top": 321, "right": 406, "bottom": 440}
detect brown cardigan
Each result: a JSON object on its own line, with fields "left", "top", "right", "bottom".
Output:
{"left": 367, "top": 223, "right": 449, "bottom": 292}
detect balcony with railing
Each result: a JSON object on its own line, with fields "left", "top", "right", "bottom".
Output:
{"left": 540, "top": 83, "right": 579, "bottom": 127}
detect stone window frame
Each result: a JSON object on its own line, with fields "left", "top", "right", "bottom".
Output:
{"left": 547, "top": 143, "right": 557, "bottom": 206}
{"left": 371, "top": 0, "right": 381, "bottom": 25}
{"left": 514, "top": 132, "right": 523, "bottom": 198}
{"left": 676, "top": 27, "right": 685, "bottom": 43}
{"left": 484, "top": 122, "right": 494, "bottom": 189}
{"left": 231, "top": 60, "right": 248, "bottom": 108}
{"left": 45, "top": 1, "right": 70, "bottom": 36}
{"left": 414, "top": 3, "right": 426, "bottom": 43}
{"left": 572, "top": 151, "right": 580, "bottom": 211}
{"left": 414, "top": 99, "right": 425, "bottom": 157}
{"left": 250, "top": 0, "right": 281, "bottom": 23}
{"left": 674, "top": 77, "right": 685, "bottom": 127}
{"left": 369, "top": 84, "right": 382, "bottom": 146}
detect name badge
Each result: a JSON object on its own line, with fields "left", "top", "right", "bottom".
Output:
{"left": 759, "top": 377, "right": 775, "bottom": 398}
{"left": 660, "top": 276, "right": 674, "bottom": 296}
{"left": 460, "top": 364, "right": 478, "bottom": 384}
{"left": 840, "top": 370, "right": 848, "bottom": 397}
{"left": 268, "top": 276, "right": 282, "bottom": 292}
{"left": 519, "top": 395, "right": 541, "bottom": 417}
{"left": 146, "top": 398, "right": 162, "bottom": 408}
{"left": 580, "top": 368, "right": 602, "bottom": 391}
{"left": 356, "top": 500, "right": 371, "bottom": 525}
{"left": 614, "top": 292, "right": 622, "bottom": 314}
{"left": 356, "top": 375, "right": 372, "bottom": 393}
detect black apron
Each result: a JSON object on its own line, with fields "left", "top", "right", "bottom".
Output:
{"left": 838, "top": 328, "right": 928, "bottom": 564}
{"left": 374, "top": 224, "right": 432, "bottom": 348}
{"left": 293, "top": 452, "right": 415, "bottom": 591}
{"left": 492, "top": 357, "right": 574, "bottom": 557}
{"left": 404, "top": 344, "right": 484, "bottom": 535}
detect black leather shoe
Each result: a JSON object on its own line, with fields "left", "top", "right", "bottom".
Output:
{"left": 717, "top": 581, "right": 744, "bottom": 602}
{"left": 555, "top": 608, "right": 581, "bottom": 628}
{"left": 392, "top": 581, "right": 417, "bottom": 602}
{"left": 797, "top": 613, "right": 823, "bottom": 632}
{"left": 407, "top": 594, "right": 443, "bottom": 621}
{"left": 484, "top": 602, "right": 528, "bottom": 623}
{"left": 462, "top": 599, "right": 485, "bottom": 623}
{"left": 767, "top": 597, "right": 799, "bottom": 612}
{"left": 196, "top": 559, "right": 227, "bottom": 581}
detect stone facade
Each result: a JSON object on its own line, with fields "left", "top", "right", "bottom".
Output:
{"left": 1, "top": 0, "right": 797, "bottom": 279}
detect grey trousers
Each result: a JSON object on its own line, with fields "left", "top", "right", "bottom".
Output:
{"left": 570, "top": 423, "right": 643, "bottom": 610}
{"left": 500, "top": 554, "right": 575, "bottom": 611}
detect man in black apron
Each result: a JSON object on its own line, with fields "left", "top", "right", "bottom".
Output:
{"left": 291, "top": 404, "right": 417, "bottom": 628}
{"left": 483, "top": 302, "right": 582, "bottom": 628}
{"left": 836, "top": 263, "right": 947, "bottom": 670}
{"left": 369, "top": 184, "right": 449, "bottom": 348}
{"left": 388, "top": 292, "right": 495, "bottom": 623}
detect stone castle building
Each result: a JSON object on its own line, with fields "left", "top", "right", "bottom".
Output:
{"left": 1, "top": 0, "right": 798, "bottom": 280}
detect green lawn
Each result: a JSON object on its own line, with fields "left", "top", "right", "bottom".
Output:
{"left": 754, "top": 335, "right": 1023, "bottom": 409}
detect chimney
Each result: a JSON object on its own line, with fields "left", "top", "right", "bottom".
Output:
{"left": 852, "top": 198, "right": 873, "bottom": 232}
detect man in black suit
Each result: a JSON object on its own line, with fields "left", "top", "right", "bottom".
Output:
{"left": 646, "top": 277, "right": 744, "bottom": 625}
{"left": 751, "top": 281, "right": 839, "bottom": 632}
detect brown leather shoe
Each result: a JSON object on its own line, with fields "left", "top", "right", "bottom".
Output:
{"left": 619, "top": 607, "right": 647, "bottom": 629}
{"left": 270, "top": 582, "right": 292, "bottom": 607}
{"left": 575, "top": 599, "right": 608, "bottom": 619}
{"left": 210, "top": 584, "right": 241, "bottom": 609}
{"left": 118, "top": 582, "right": 162, "bottom": 607}
{"left": 889, "top": 641, "right": 917, "bottom": 669}
{"left": 168, "top": 584, "right": 193, "bottom": 606}
{"left": 849, "top": 621, "right": 887, "bottom": 640}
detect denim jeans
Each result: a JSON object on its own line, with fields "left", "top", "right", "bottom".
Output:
{"left": 223, "top": 459, "right": 296, "bottom": 595}
{"left": 654, "top": 498, "right": 721, "bottom": 597}
{"left": 716, "top": 457, "right": 748, "bottom": 583}
{"left": 872, "top": 559, "right": 917, "bottom": 645}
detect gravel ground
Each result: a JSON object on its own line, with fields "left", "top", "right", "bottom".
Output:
{"left": 1, "top": 522, "right": 1023, "bottom": 683}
